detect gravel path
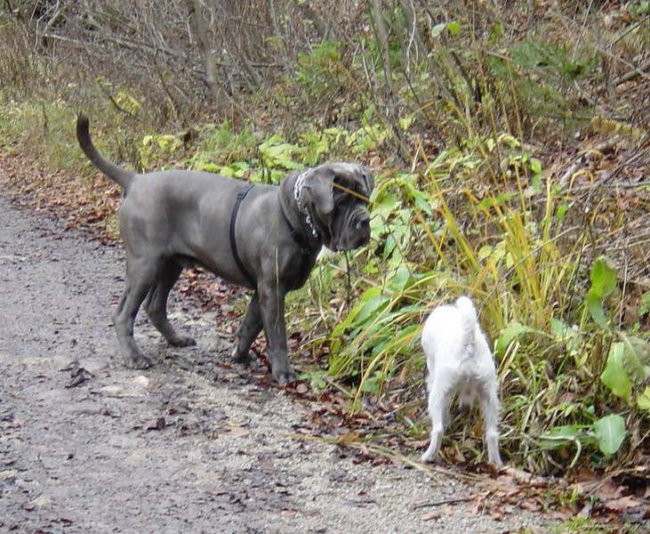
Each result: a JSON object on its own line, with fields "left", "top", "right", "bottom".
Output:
{"left": 0, "top": 194, "right": 554, "bottom": 533}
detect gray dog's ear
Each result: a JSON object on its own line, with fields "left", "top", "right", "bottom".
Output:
{"left": 301, "top": 167, "right": 336, "bottom": 214}
{"left": 330, "top": 163, "right": 374, "bottom": 201}
{"left": 357, "top": 167, "right": 374, "bottom": 199}
{"left": 301, "top": 163, "right": 374, "bottom": 215}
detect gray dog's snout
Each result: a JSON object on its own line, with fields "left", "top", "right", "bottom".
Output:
{"left": 334, "top": 210, "right": 371, "bottom": 251}
{"left": 355, "top": 213, "right": 371, "bottom": 244}
{"left": 357, "top": 213, "right": 370, "bottom": 229}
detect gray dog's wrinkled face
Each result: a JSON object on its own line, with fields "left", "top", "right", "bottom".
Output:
{"left": 300, "top": 163, "right": 374, "bottom": 251}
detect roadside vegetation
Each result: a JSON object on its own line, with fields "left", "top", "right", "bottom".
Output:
{"left": 1, "top": 1, "right": 647, "bottom": 504}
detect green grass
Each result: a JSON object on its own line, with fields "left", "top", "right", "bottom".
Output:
{"left": 320, "top": 130, "right": 648, "bottom": 473}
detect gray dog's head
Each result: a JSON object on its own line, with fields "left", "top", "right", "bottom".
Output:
{"left": 296, "top": 163, "right": 374, "bottom": 252}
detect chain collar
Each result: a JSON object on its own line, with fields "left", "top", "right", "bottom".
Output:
{"left": 293, "top": 170, "right": 320, "bottom": 240}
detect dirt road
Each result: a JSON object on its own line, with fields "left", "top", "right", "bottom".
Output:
{"left": 0, "top": 194, "right": 552, "bottom": 533}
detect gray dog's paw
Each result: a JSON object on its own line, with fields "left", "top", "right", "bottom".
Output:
{"left": 272, "top": 366, "right": 297, "bottom": 386}
{"left": 231, "top": 347, "right": 257, "bottom": 365}
{"left": 125, "top": 353, "right": 154, "bottom": 370}
{"left": 168, "top": 334, "right": 197, "bottom": 348}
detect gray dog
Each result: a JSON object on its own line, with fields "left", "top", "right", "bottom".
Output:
{"left": 76, "top": 115, "right": 374, "bottom": 384}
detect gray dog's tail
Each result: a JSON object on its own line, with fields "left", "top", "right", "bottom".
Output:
{"left": 76, "top": 115, "right": 134, "bottom": 191}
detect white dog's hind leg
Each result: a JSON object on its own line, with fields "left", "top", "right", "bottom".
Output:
{"left": 421, "top": 378, "right": 452, "bottom": 463}
{"left": 479, "top": 383, "right": 503, "bottom": 467}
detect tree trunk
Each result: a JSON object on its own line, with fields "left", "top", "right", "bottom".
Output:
{"left": 187, "top": 0, "right": 218, "bottom": 102}
{"left": 368, "top": 0, "right": 410, "bottom": 162}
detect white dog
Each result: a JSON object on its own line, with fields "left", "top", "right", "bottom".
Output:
{"left": 420, "top": 296, "right": 503, "bottom": 467}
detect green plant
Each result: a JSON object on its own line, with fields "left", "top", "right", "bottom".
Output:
{"left": 317, "top": 125, "right": 649, "bottom": 472}
{"left": 554, "top": 516, "right": 616, "bottom": 533}
{"left": 295, "top": 40, "right": 344, "bottom": 99}
{"left": 538, "top": 256, "right": 649, "bottom": 465}
{"left": 139, "top": 133, "right": 183, "bottom": 170}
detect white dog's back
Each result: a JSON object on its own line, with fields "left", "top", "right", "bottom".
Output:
{"left": 422, "top": 296, "right": 480, "bottom": 369}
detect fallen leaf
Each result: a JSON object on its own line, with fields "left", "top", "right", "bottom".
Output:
{"left": 226, "top": 424, "right": 250, "bottom": 438}
{"left": 603, "top": 495, "right": 643, "bottom": 513}
{"left": 421, "top": 511, "right": 440, "bottom": 521}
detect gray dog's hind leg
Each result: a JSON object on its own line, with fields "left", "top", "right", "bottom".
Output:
{"left": 113, "top": 259, "right": 158, "bottom": 369}
{"left": 232, "top": 293, "right": 263, "bottom": 364}
{"left": 144, "top": 259, "right": 196, "bottom": 347}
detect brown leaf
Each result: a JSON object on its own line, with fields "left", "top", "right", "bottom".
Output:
{"left": 520, "top": 498, "right": 543, "bottom": 512}
{"left": 226, "top": 424, "right": 250, "bottom": 438}
{"left": 603, "top": 495, "right": 643, "bottom": 513}
{"left": 421, "top": 511, "right": 441, "bottom": 521}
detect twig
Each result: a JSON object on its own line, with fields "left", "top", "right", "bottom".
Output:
{"left": 558, "top": 135, "right": 624, "bottom": 188}
{"left": 290, "top": 432, "right": 481, "bottom": 481}
{"left": 595, "top": 44, "right": 650, "bottom": 82}
{"left": 615, "top": 58, "right": 650, "bottom": 85}
{"left": 411, "top": 497, "right": 473, "bottom": 510}
{"left": 610, "top": 16, "right": 649, "bottom": 47}
{"left": 344, "top": 251, "right": 352, "bottom": 311}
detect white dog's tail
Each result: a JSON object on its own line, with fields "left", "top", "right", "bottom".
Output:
{"left": 456, "top": 296, "right": 480, "bottom": 406}
{"left": 455, "top": 296, "right": 478, "bottom": 352}
{"left": 455, "top": 296, "right": 478, "bottom": 324}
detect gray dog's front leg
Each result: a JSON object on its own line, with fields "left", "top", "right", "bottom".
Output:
{"left": 258, "top": 283, "right": 295, "bottom": 385}
{"left": 232, "top": 293, "right": 263, "bottom": 364}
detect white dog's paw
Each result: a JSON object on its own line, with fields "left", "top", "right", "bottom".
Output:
{"left": 488, "top": 452, "right": 504, "bottom": 468}
{"left": 420, "top": 448, "right": 435, "bottom": 463}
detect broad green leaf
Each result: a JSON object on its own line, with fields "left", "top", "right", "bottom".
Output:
{"left": 589, "top": 256, "right": 617, "bottom": 296}
{"left": 637, "top": 387, "right": 650, "bottom": 412}
{"left": 387, "top": 265, "right": 411, "bottom": 293}
{"left": 593, "top": 414, "right": 626, "bottom": 455}
{"left": 497, "top": 133, "right": 521, "bottom": 148}
{"left": 488, "top": 23, "right": 503, "bottom": 46}
{"left": 193, "top": 162, "right": 220, "bottom": 173}
{"left": 431, "top": 23, "right": 447, "bottom": 39}
{"left": 529, "top": 158, "right": 542, "bottom": 175}
{"left": 585, "top": 256, "right": 617, "bottom": 329}
{"left": 332, "top": 286, "right": 390, "bottom": 339}
{"left": 115, "top": 91, "right": 141, "bottom": 114}
{"left": 477, "top": 191, "right": 517, "bottom": 211}
{"left": 447, "top": 21, "right": 461, "bottom": 35}
{"left": 478, "top": 245, "right": 493, "bottom": 261}
{"left": 620, "top": 334, "right": 650, "bottom": 382}
{"left": 156, "top": 134, "right": 180, "bottom": 151}
{"left": 495, "top": 322, "right": 545, "bottom": 356}
{"left": 600, "top": 342, "right": 633, "bottom": 402}
{"left": 399, "top": 116, "right": 414, "bottom": 130}
{"left": 640, "top": 292, "right": 650, "bottom": 316}
{"left": 550, "top": 317, "right": 576, "bottom": 340}
{"left": 556, "top": 202, "right": 571, "bottom": 222}
{"left": 359, "top": 371, "right": 384, "bottom": 394}
{"left": 223, "top": 161, "right": 251, "bottom": 178}
{"left": 372, "top": 192, "right": 400, "bottom": 216}
{"left": 539, "top": 425, "right": 593, "bottom": 450}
